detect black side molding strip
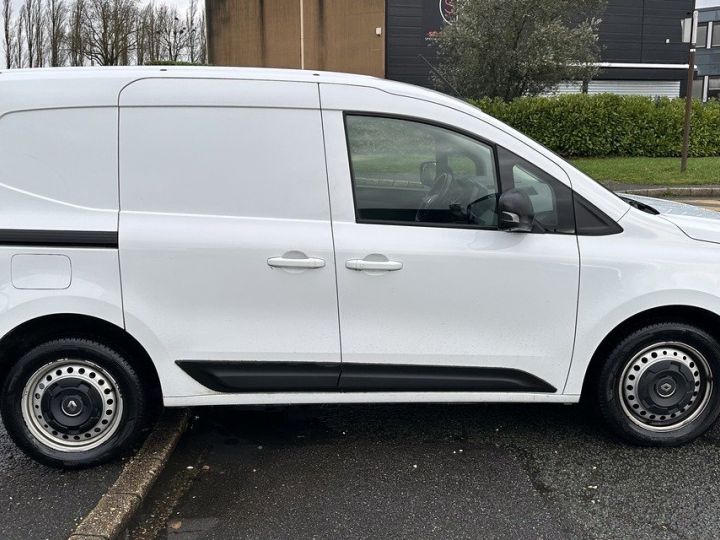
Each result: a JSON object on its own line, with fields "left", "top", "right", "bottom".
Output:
{"left": 0, "top": 229, "right": 118, "bottom": 248}
{"left": 176, "top": 361, "right": 556, "bottom": 394}
{"left": 339, "top": 364, "right": 556, "bottom": 393}
{"left": 176, "top": 361, "right": 341, "bottom": 392}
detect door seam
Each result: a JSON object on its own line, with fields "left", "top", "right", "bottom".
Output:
{"left": 317, "top": 83, "right": 344, "bottom": 386}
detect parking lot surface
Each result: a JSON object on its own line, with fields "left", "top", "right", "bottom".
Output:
{"left": 131, "top": 403, "right": 720, "bottom": 540}
{"left": 0, "top": 420, "right": 123, "bottom": 539}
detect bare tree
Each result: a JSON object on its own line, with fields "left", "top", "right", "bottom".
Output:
{"left": 20, "top": 0, "right": 46, "bottom": 67}
{"left": 31, "top": 0, "right": 45, "bottom": 66}
{"left": 22, "top": 0, "right": 35, "bottom": 66}
{"left": 47, "top": 0, "right": 68, "bottom": 66}
{"left": 81, "top": 0, "right": 137, "bottom": 66}
{"left": 2, "top": 0, "right": 14, "bottom": 68}
{"left": 67, "top": 0, "right": 85, "bottom": 65}
{"left": 134, "top": 4, "right": 145, "bottom": 64}
{"left": 135, "top": 1, "right": 158, "bottom": 64}
{"left": 185, "top": 0, "right": 199, "bottom": 63}
{"left": 157, "top": 4, "right": 185, "bottom": 62}
{"left": 1, "top": 0, "right": 205, "bottom": 68}
{"left": 197, "top": 9, "right": 205, "bottom": 63}
{"left": 13, "top": 9, "right": 24, "bottom": 67}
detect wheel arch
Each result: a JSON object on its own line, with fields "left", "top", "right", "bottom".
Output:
{"left": 0, "top": 313, "right": 163, "bottom": 410}
{"left": 580, "top": 305, "right": 720, "bottom": 399}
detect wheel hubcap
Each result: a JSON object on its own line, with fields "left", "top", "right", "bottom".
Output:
{"left": 619, "top": 342, "right": 712, "bottom": 432}
{"left": 21, "top": 360, "right": 123, "bottom": 452}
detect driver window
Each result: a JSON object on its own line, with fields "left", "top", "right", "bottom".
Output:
{"left": 345, "top": 115, "right": 499, "bottom": 228}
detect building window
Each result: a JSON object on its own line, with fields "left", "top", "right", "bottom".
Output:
{"left": 709, "top": 77, "right": 720, "bottom": 100}
{"left": 692, "top": 78, "right": 705, "bottom": 99}
{"left": 697, "top": 23, "right": 708, "bottom": 48}
{"left": 713, "top": 24, "right": 720, "bottom": 47}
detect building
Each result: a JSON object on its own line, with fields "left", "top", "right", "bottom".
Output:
{"left": 695, "top": 0, "right": 720, "bottom": 100}
{"left": 206, "top": 0, "right": 695, "bottom": 98}
{"left": 582, "top": 0, "right": 692, "bottom": 98}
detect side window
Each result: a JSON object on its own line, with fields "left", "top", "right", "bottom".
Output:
{"left": 345, "top": 115, "right": 499, "bottom": 228}
{"left": 497, "top": 147, "right": 575, "bottom": 234}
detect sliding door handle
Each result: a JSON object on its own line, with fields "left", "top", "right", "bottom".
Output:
{"left": 346, "top": 258, "right": 403, "bottom": 272}
{"left": 268, "top": 256, "right": 325, "bottom": 269}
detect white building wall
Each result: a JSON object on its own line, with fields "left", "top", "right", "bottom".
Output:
{"left": 545, "top": 80, "right": 680, "bottom": 98}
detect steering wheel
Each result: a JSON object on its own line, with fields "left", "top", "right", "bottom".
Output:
{"left": 415, "top": 171, "right": 455, "bottom": 222}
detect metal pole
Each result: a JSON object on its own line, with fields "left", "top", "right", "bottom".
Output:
{"left": 300, "top": 0, "right": 305, "bottom": 70}
{"left": 681, "top": 8, "right": 698, "bottom": 173}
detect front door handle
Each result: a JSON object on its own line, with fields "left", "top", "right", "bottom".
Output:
{"left": 268, "top": 255, "right": 325, "bottom": 269}
{"left": 346, "top": 258, "right": 403, "bottom": 272}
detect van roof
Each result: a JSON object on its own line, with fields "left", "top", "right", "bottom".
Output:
{"left": 0, "top": 65, "right": 383, "bottom": 83}
{"left": 0, "top": 65, "right": 444, "bottom": 97}
{"left": 0, "top": 65, "right": 471, "bottom": 115}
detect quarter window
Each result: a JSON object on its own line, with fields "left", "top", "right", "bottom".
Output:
{"left": 346, "top": 115, "right": 499, "bottom": 228}
{"left": 497, "top": 147, "right": 575, "bottom": 234}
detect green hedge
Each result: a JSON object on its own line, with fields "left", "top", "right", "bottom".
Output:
{"left": 471, "top": 94, "right": 720, "bottom": 158}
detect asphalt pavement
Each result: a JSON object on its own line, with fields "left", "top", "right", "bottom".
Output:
{"left": 0, "top": 419, "right": 123, "bottom": 540}
{"left": 129, "top": 403, "right": 720, "bottom": 540}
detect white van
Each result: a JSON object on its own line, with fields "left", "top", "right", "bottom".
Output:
{"left": 2, "top": 67, "right": 720, "bottom": 467}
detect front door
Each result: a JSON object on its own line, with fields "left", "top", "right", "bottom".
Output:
{"left": 321, "top": 100, "right": 580, "bottom": 393}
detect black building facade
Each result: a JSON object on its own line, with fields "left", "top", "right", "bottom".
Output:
{"left": 385, "top": 0, "right": 694, "bottom": 97}
{"left": 696, "top": 0, "right": 720, "bottom": 100}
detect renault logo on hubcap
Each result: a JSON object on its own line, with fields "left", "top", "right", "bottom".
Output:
{"left": 62, "top": 398, "right": 82, "bottom": 417}
{"left": 658, "top": 381, "right": 675, "bottom": 398}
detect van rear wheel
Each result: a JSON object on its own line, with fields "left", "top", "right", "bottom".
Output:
{"left": 597, "top": 323, "right": 720, "bottom": 446}
{"left": 1, "top": 338, "right": 148, "bottom": 468}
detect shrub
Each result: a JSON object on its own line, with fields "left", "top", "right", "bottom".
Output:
{"left": 471, "top": 94, "right": 720, "bottom": 158}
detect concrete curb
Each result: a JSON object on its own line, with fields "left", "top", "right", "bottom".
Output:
{"left": 68, "top": 408, "right": 191, "bottom": 540}
{"left": 616, "top": 187, "right": 720, "bottom": 198}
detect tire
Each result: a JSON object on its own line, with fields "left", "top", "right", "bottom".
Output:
{"left": 596, "top": 322, "right": 720, "bottom": 446}
{"left": 0, "top": 338, "right": 149, "bottom": 468}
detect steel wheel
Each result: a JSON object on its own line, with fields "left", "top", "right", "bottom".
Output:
{"left": 619, "top": 342, "right": 712, "bottom": 433}
{"left": 21, "top": 358, "right": 124, "bottom": 452}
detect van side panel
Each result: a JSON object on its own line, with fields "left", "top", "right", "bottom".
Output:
{"left": 0, "top": 102, "right": 123, "bottom": 334}
{"left": 0, "top": 108, "right": 118, "bottom": 232}
{"left": 118, "top": 78, "right": 341, "bottom": 399}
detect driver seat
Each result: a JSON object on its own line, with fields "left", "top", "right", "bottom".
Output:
{"left": 415, "top": 172, "right": 453, "bottom": 222}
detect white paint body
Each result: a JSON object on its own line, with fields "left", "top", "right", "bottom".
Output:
{"left": 0, "top": 66, "right": 719, "bottom": 407}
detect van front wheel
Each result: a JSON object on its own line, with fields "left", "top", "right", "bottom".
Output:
{"left": 1, "top": 338, "right": 148, "bottom": 468}
{"left": 597, "top": 323, "right": 720, "bottom": 446}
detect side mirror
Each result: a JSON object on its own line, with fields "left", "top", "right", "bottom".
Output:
{"left": 419, "top": 161, "right": 437, "bottom": 187}
{"left": 499, "top": 189, "right": 534, "bottom": 232}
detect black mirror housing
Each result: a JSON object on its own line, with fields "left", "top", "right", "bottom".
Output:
{"left": 499, "top": 189, "right": 534, "bottom": 232}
